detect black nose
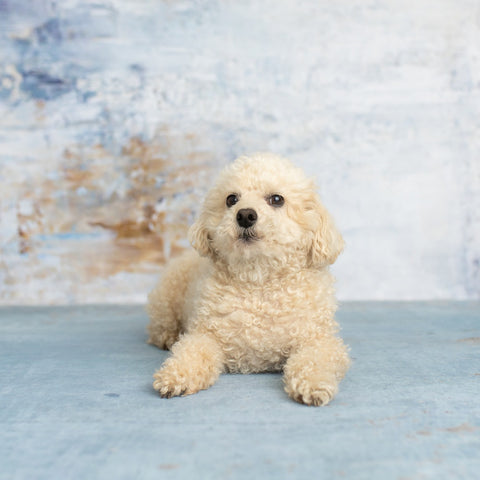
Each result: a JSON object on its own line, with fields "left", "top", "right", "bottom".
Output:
{"left": 236, "top": 208, "right": 257, "bottom": 229}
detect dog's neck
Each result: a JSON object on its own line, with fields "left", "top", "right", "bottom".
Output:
{"left": 212, "top": 251, "right": 310, "bottom": 285}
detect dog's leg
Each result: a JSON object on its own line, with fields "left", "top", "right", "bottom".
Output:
{"left": 153, "top": 333, "right": 225, "bottom": 398}
{"left": 146, "top": 252, "right": 199, "bottom": 350}
{"left": 146, "top": 270, "right": 183, "bottom": 350}
{"left": 146, "top": 300, "right": 180, "bottom": 350}
{"left": 146, "top": 297, "right": 181, "bottom": 350}
{"left": 283, "top": 335, "right": 350, "bottom": 406}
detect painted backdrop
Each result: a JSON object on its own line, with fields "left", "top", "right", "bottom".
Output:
{"left": 0, "top": 0, "right": 479, "bottom": 303}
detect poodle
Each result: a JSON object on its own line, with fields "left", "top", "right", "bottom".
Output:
{"left": 146, "top": 152, "right": 350, "bottom": 406}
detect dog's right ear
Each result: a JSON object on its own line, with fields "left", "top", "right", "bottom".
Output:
{"left": 188, "top": 214, "right": 214, "bottom": 257}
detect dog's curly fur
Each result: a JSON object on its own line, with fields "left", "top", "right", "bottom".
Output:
{"left": 146, "top": 152, "right": 350, "bottom": 406}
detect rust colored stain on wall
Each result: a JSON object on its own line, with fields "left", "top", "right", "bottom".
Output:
{"left": 3, "top": 128, "right": 215, "bottom": 304}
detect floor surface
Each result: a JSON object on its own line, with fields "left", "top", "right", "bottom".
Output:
{"left": 1, "top": 302, "right": 479, "bottom": 479}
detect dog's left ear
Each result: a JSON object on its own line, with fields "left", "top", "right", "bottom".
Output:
{"left": 307, "top": 195, "right": 344, "bottom": 268}
{"left": 188, "top": 213, "right": 215, "bottom": 258}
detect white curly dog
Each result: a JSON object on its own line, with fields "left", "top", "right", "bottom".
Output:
{"left": 147, "top": 152, "right": 350, "bottom": 406}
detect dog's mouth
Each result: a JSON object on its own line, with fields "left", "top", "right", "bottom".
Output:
{"left": 238, "top": 228, "right": 259, "bottom": 244}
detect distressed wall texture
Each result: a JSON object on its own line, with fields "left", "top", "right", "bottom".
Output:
{"left": 0, "top": 0, "right": 479, "bottom": 303}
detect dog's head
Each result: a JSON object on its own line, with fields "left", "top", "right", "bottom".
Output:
{"left": 188, "top": 153, "right": 344, "bottom": 271}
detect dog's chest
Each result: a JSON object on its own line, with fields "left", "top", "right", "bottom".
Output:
{"left": 209, "top": 280, "right": 307, "bottom": 323}
{"left": 212, "top": 293, "right": 294, "bottom": 372}
{"left": 193, "top": 275, "right": 328, "bottom": 372}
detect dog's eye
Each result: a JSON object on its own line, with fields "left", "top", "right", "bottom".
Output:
{"left": 226, "top": 194, "right": 239, "bottom": 208}
{"left": 267, "top": 194, "right": 284, "bottom": 207}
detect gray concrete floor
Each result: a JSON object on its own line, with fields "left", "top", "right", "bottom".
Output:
{"left": 1, "top": 302, "right": 479, "bottom": 479}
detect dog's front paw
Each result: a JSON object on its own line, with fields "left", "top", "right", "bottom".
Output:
{"left": 287, "top": 380, "right": 337, "bottom": 406}
{"left": 284, "top": 372, "right": 339, "bottom": 407}
{"left": 152, "top": 367, "right": 193, "bottom": 398}
{"left": 152, "top": 333, "right": 224, "bottom": 398}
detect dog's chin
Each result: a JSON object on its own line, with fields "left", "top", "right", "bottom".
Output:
{"left": 214, "top": 228, "right": 268, "bottom": 262}
{"left": 221, "top": 230, "right": 263, "bottom": 259}
{"left": 238, "top": 229, "right": 259, "bottom": 244}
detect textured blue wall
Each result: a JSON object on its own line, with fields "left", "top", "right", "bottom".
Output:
{"left": 0, "top": 0, "right": 479, "bottom": 303}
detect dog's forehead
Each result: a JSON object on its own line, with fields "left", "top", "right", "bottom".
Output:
{"left": 229, "top": 171, "right": 284, "bottom": 193}
{"left": 218, "top": 155, "right": 307, "bottom": 194}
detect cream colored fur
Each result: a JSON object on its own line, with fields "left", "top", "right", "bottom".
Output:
{"left": 147, "top": 153, "right": 350, "bottom": 406}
